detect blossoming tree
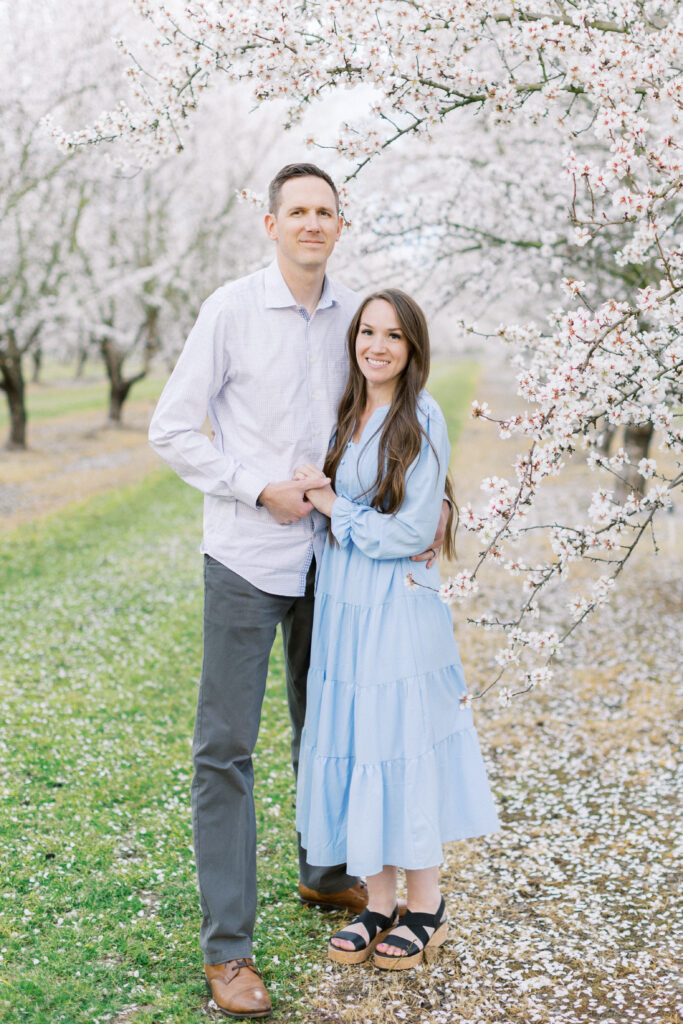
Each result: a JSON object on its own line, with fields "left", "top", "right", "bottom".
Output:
{"left": 0, "top": 2, "right": 89, "bottom": 449}
{"left": 54, "top": 0, "right": 682, "bottom": 700}
{"left": 0, "top": 0, "right": 144, "bottom": 446}
{"left": 0, "top": 0, "right": 279, "bottom": 443}
{"left": 68, "top": 136, "right": 265, "bottom": 423}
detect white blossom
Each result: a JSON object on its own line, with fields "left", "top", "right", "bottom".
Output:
{"left": 39, "top": 0, "right": 683, "bottom": 693}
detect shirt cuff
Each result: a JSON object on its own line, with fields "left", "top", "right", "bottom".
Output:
{"left": 232, "top": 467, "right": 271, "bottom": 509}
{"left": 329, "top": 496, "right": 355, "bottom": 548}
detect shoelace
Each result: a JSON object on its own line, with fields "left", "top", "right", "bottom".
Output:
{"left": 228, "top": 957, "right": 256, "bottom": 975}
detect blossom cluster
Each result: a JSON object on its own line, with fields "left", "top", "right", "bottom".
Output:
{"left": 52, "top": 1, "right": 683, "bottom": 700}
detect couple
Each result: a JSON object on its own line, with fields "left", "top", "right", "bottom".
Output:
{"left": 149, "top": 163, "right": 499, "bottom": 1019}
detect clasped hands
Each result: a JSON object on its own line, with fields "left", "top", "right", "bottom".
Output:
{"left": 257, "top": 466, "right": 335, "bottom": 525}
{"left": 258, "top": 465, "right": 448, "bottom": 568}
{"left": 293, "top": 463, "right": 338, "bottom": 517}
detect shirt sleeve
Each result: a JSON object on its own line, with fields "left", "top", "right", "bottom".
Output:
{"left": 329, "top": 403, "right": 450, "bottom": 559}
{"left": 148, "top": 291, "right": 270, "bottom": 508}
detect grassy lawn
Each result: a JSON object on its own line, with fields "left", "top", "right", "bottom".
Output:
{"left": 0, "top": 363, "right": 479, "bottom": 1023}
{"left": 0, "top": 473, "right": 335, "bottom": 1023}
{"left": 428, "top": 360, "right": 478, "bottom": 447}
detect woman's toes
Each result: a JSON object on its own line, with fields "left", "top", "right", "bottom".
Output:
{"left": 376, "top": 942, "right": 402, "bottom": 957}
{"left": 330, "top": 937, "right": 353, "bottom": 950}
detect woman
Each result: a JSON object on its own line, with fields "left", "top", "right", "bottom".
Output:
{"left": 295, "top": 289, "right": 499, "bottom": 970}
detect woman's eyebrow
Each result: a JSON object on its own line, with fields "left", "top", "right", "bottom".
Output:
{"left": 359, "top": 320, "right": 402, "bottom": 332}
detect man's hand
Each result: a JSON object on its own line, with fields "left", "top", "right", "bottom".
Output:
{"left": 410, "top": 499, "right": 450, "bottom": 569}
{"left": 258, "top": 477, "right": 330, "bottom": 525}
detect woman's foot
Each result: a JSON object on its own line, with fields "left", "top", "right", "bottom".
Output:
{"left": 373, "top": 896, "right": 448, "bottom": 970}
{"left": 375, "top": 895, "right": 441, "bottom": 956}
{"left": 328, "top": 905, "right": 399, "bottom": 964}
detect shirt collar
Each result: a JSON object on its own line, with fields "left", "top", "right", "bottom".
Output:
{"left": 264, "top": 259, "right": 339, "bottom": 312}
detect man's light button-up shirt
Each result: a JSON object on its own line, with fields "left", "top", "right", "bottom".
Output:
{"left": 148, "top": 260, "right": 359, "bottom": 597}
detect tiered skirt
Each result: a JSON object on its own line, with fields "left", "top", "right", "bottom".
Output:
{"left": 296, "top": 546, "right": 500, "bottom": 877}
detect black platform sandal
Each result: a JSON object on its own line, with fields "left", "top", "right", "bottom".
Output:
{"left": 373, "top": 896, "right": 448, "bottom": 970}
{"left": 328, "top": 905, "right": 399, "bottom": 964}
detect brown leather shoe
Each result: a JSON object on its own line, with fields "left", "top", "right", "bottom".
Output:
{"left": 298, "top": 881, "right": 369, "bottom": 914}
{"left": 298, "top": 881, "right": 408, "bottom": 917}
{"left": 204, "top": 958, "right": 272, "bottom": 1019}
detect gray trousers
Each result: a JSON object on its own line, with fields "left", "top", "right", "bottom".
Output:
{"left": 192, "top": 555, "right": 357, "bottom": 964}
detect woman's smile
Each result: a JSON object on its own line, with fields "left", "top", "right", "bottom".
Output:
{"left": 355, "top": 298, "right": 410, "bottom": 401}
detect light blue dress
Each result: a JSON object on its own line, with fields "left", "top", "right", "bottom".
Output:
{"left": 296, "top": 391, "right": 500, "bottom": 877}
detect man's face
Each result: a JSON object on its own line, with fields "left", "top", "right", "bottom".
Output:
{"left": 265, "top": 176, "right": 342, "bottom": 272}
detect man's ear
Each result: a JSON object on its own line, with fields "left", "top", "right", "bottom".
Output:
{"left": 335, "top": 214, "right": 343, "bottom": 241}
{"left": 264, "top": 212, "right": 278, "bottom": 240}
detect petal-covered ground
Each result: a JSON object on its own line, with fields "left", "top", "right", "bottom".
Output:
{"left": 312, "top": 363, "right": 682, "bottom": 1024}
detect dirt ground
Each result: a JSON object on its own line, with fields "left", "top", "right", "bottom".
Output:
{"left": 0, "top": 397, "right": 162, "bottom": 533}
{"left": 309, "top": 366, "right": 682, "bottom": 1024}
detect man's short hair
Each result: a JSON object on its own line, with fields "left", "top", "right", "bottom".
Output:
{"left": 268, "top": 163, "right": 340, "bottom": 215}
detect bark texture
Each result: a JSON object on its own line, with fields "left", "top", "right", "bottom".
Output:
{"left": 1, "top": 331, "right": 28, "bottom": 449}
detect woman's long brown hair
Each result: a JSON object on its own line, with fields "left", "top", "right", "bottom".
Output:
{"left": 324, "top": 289, "right": 457, "bottom": 560}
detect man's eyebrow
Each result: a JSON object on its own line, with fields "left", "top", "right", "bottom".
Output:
{"left": 285, "top": 204, "right": 336, "bottom": 214}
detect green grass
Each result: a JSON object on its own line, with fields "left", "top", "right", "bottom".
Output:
{"left": 0, "top": 473, "right": 335, "bottom": 1023}
{"left": 0, "top": 371, "right": 165, "bottom": 428}
{"left": 0, "top": 362, "right": 478, "bottom": 1023}
{"left": 428, "top": 359, "right": 479, "bottom": 447}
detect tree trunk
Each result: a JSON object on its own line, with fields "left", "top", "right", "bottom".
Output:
{"left": 1, "top": 336, "right": 28, "bottom": 449}
{"left": 596, "top": 420, "right": 616, "bottom": 456}
{"left": 5, "top": 377, "right": 27, "bottom": 449}
{"left": 615, "top": 423, "right": 655, "bottom": 501}
{"left": 31, "top": 346, "right": 43, "bottom": 384}
{"left": 74, "top": 347, "right": 88, "bottom": 378}
{"left": 100, "top": 337, "right": 146, "bottom": 424}
{"left": 108, "top": 382, "right": 132, "bottom": 423}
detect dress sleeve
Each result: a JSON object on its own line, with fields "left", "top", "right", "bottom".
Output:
{"left": 330, "top": 403, "right": 450, "bottom": 559}
{"left": 148, "top": 291, "right": 269, "bottom": 509}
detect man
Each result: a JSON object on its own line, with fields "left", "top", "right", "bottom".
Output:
{"left": 149, "top": 163, "right": 446, "bottom": 1018}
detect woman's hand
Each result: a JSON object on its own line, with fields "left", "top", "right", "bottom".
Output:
{"left": 294, "top": 462, "right": 327, "bottom": 483}
{"left": 409, "top": 498, "right": 450, "bottom": 569}
{"left": 294, "top": 464, "right": 337, "bottom": 518}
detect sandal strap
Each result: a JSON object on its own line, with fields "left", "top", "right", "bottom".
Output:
{"left": 331, "top": 928, "right": 370, "bottom": 951}
{"left": 330, "top": 905, "right": 398, "bottom": 951}
{"left": 382, "top": 897, "right": 447, "bottom": 955}
{"left": 377, "top": 931, "right": 418, "bottom": 955}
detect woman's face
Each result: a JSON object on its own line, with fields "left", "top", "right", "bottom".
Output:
{"left": 355, "top": 299, "right": 410, "bottom": 394}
